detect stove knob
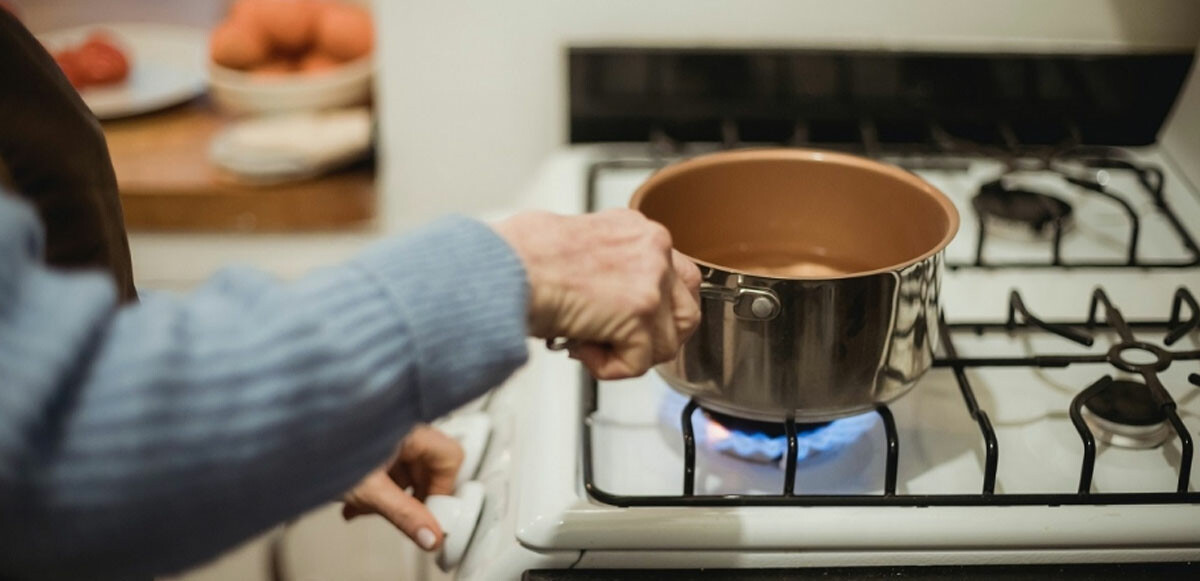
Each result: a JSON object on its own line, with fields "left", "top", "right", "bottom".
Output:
{"left": 426, "top": 480, "right": 485, "bottom": 572}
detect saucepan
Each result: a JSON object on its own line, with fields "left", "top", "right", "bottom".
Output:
{"left": 630, "top": 149, "right": 959, "bottom": 422}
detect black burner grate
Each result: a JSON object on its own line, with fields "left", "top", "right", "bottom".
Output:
{"left": 580, "top": 287, "right": 1200, "bottom": 507}
{"left": 964, "top": 152, "right": 1200, "bottom": 269}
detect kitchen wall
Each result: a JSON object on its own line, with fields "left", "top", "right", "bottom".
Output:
{"left": 1163, "top": 44, "right": 1200, "bottom": 192}
{"left": 375, "top": 0, "right": 1200, "bottom": 229}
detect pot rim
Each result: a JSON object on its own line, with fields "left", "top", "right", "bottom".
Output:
{"left": 629, "top": 147, "right": 961, "bottom": 281}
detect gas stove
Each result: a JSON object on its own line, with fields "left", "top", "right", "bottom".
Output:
{"left": 440, "top": 144, "right": 1200, "bottom": 580}
{"left": 437, "top": 48, "right": 1200, "bottom": 580}
{"left": 582, "top": 140, "right": 1200, "bottom": 500}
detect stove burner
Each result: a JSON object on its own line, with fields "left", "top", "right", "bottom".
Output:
{"left": 1081, "top": 379, "right": 1172, "bottom": 449}
{"left": 702, "top": 409, "right": 830, "bottom": 439}
{"left": 699, "top": 407, "right": 876, "bottom": 464}
{"left": 973, "top": 179, "right": 1073, "bottom": 238}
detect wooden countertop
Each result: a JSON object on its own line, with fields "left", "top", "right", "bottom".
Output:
{"left": 104, "top": 98, "right": 376, "bottom": 232}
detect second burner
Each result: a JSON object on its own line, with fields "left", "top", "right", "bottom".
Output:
{"left": 973, "top": 178, "right": 1074, "bottom": 239}
{"left": 1081, "top": 378, "right": 1173, "bottom": 449}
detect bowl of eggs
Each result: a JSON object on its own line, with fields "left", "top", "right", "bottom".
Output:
{"left": 208, "top": 0, "right": 374, "bottom": 114}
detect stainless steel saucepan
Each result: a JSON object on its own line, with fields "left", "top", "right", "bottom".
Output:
{"left": 630, "top": 148, "right": 959, "bottom": 422}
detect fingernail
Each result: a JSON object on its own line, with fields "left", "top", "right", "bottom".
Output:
{"left": 416, "top": 527, "right": 437, "bottom": 551}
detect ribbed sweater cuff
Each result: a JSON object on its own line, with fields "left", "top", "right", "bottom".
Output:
{"left": 353, "top": 216, "right": 529, "bottom": 420}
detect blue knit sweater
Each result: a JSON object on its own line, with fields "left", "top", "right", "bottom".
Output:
{"left": 0, "top": 192, "right": 530, "bottom": 579}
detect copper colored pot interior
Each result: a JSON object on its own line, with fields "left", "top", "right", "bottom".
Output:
{"left": 630, "top": 150, "right": 959, "bottom": 278}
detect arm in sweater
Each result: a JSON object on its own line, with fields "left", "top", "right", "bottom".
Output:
{"left": 0, "top": 193, "right": 529, "bottom": 580}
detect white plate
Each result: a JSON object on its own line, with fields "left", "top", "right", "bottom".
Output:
{"left": 39, "top": 22, "right": 208, "bottom": 120}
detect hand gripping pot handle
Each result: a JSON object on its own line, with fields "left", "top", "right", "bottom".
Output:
{"left": 545, "top": 280, "right": 782, "bottom": 352}
{"left": 699, "top": 281, "right": 781, "bottom": 321}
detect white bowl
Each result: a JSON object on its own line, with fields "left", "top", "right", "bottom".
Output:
{"left": 208, "top": 56, "right": 372, "bottom": 115}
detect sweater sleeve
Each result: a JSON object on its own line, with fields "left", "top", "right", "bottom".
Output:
{"left": 0, "top": 194, "right": 529, "bottom": 580}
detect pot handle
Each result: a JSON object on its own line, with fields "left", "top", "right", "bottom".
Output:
{"left": 546, "top": 283, "right": 781, "bottom": 351}
{"left": 699, "top": 282, "right": 781, "bottom": 321}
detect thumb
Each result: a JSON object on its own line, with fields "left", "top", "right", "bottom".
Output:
{"left": 353, "top": 481, "right": 445, "bottom": 552}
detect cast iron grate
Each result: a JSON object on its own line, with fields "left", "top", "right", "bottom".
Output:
{"left": 962, "top": 149, "right": 1200, "bottom": 269}
{"left": 580, "top": 287, "right": 1200, "bottom": 507}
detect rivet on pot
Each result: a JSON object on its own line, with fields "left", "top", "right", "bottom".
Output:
{"left": 751, "top": 296, "right": 776, "bottom": 319}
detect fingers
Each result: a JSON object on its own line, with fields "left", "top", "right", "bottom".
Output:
{"left": 512, "top": 208, "right": 703, "bottom": 380}
{"left": 634, "top": 226, "right": 697, "bottom": 370}
{"left": 570, "top": 339, "right": 648, "bottom": 380}
{"left": 565, "top": 219, "right": 701, "bottom": 380}
{"left": 672, "top": 249, "right": 702, "bottom": 303}
{"left": 650, "top": 260, "right": 680, "bottom": 363}
{"left": 341, "top": 426, "right": 465, "bottom": 553}
{"left": 343, "top": 471, "right": 443, "bottom": 551}
{"left": 670, "top": 250, "right": 702, "bottom": 342}
{"left": 398, "top": 425, "right": 463, "bottom": 499}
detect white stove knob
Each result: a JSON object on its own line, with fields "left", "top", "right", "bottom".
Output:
{"left": 435, "top": 413, "right": 492, "bottom": 486}
{"left": 426, "top": 480, "right": 485, "bottom": 572}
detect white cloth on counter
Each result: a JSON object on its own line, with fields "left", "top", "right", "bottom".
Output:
{"left": 209, "top": 107, "right": 373, "bottom": 182}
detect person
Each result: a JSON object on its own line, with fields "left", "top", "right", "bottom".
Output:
{"left": 0, "top": 9, "right": 701, "bottom": 581}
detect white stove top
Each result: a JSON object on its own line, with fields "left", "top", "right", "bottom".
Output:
{"left": 453, "top": 145, "right": 1200, "bottom": 579}
{"left": 593, "top": 329, "right": 1198, "bottom": 498}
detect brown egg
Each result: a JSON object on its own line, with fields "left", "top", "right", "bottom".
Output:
{"left": 210, "top": 19, "right": 270, "bottom": 70}
{"left": 253, "top": 0, "right": 319, "bottom": 54}
{"left": 298, "top": 51, "right": 340, "bottom": 74}
{"left": 228, "top": 0, "right": 263, "bottom": 22}
{"left": 315, "top": 2, "right": 372, "bottom": 61}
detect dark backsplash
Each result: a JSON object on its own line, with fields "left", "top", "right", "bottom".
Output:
{"left": 568, "top": 48, "right": 1194, "bottom": 147}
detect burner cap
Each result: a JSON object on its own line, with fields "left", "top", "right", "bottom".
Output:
{"left": 1082, "top": 379, "right": 1165, "bottom": 426}
{"left": 973, "top": 179, "right": 1073, "bottom": 234}
{"left": 702, "top": 408, "right": 831, "bottom": 438}
{"left": 1081, "top": 379, "right": 1172, "bottom": 449}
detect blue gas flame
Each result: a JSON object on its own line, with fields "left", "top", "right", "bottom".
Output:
{"left": 707, "top": 412, "right": 878, "bottom": 463}
{"left": 660, "top": 389, "right": 878, "bottom": 464}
